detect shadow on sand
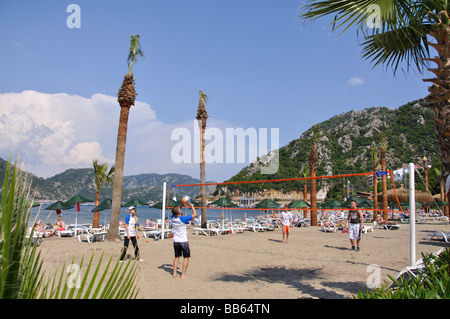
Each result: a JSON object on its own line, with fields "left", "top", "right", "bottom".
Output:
{"left": 214, "top": 265, "right": 363, "bottom": 299}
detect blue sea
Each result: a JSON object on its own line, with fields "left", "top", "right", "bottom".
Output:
{"left": 28, "top": 204, "right": 266, "bottom": 227}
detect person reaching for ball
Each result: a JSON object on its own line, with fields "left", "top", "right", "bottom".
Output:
{"left": 171, "top": 201, "right": 197, "bottom": 278}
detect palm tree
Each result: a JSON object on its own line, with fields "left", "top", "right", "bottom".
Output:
{"left": 0, "top": 158, "right": 138, "bottom": 299}
{"left": 300, "top": 166, "right": 309, "bottom": 218}
{"left": 301, "top": 0, "right": 450, "bottom": 193}
{"left": 196, "top": 90, "right": 208, "bottom": 228}
{"left": 308, "top": 125, "right": 319, "bottom": 226}
{"left": 371, "top": 145, "right": 379, "bottom": 220}
{"left": 92, "top": 160, "right": 114, "bottom": 228}
{"left": 109, "top": 35, "right": 145, "bottom": 242}
{"left": 380, "top": 134, "right": 389, "bottom": 221}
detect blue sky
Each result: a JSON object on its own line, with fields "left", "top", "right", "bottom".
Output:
{"left": 0, "top": 0, "right": 432, "bottom": 182}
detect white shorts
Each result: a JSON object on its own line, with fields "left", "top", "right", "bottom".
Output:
{"left": 348, "top": 223, "right": 361, "bottom": 240}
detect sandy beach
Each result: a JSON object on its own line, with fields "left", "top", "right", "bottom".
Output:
{"left": 36, "top": 220, "right": 449, "bottom": 299}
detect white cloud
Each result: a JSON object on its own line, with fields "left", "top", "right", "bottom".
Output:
{"left": 347, "top": 76, "right": 365, "bottom": 86}
{"left": 0, "top": 90, "right": 251, "bottom": 182}
{"left": 0, "top": 90, "right": 149, "bottom": 177}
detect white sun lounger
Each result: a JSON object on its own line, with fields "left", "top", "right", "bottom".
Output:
{"left": 57, "top": 230, "right": 74, "bottom": 237}
{"left": 246, "top": 223, "right": 266, "bottom": 232}
{"left": 361, "top": 225, "right": 374, "bottom": 234}
{"left": 375, "top": 222, "right": 400, "bottom": 230}
{"left": 143, "top": 229, "right": 172, "bottom": 240}
{"left": 321, "top": 221, "right": 337, "bottom": 233}
{"left": 425, "top": 231, "right": 450, "bottom": 243}
{"left": 193, "top": 227, "right": 223, "bottom": 236}
{"left": 78, "top": 231, "right": 107, "bottom": 243}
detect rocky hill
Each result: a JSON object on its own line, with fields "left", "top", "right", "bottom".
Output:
{"left": 221, "top": 100, "right": 441, "bottom": 199}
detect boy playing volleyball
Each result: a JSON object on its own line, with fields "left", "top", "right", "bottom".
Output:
{"left": 281, "top": 205, "right": 293, "bottom": 244}
{"left": 171, "top": 201, "right": 197, "bottom": 278}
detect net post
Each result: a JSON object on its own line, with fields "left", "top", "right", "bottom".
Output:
{"left": 409, "top": 163, "right": 416, "bottom": 266}
{"left": 161, "top": 182, "right": 166, "bottom": 241}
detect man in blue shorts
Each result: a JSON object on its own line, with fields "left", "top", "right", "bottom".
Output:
{"left": 171, "top": 201, "right": 197, "bottom": 278}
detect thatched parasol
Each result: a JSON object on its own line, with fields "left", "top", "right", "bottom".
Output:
{"left": 377, "top": 187, "right": 433, "bottom": 203}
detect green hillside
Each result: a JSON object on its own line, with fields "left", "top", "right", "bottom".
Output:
{"left": 220, "top": 100, "right": 441, "bottom": 199}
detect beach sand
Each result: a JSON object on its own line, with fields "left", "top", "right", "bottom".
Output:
{"left": 36, "top": 221, "right": 449, "bottom": 299}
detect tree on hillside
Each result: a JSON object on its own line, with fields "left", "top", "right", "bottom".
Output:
{"left": 301, "top": 0, "right": 450, "bottom": 188}
{"left": 92, "top": 160, "right": 114, "bottom": 228}
{"left": 109, "top": 35, "right": 145, "bottom": 242}
{"left": 196, "top": 90, "right": 208, "bottom": 228}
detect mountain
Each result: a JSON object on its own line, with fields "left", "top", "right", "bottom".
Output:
{"left": 0, "top": 159, "right": 215, "bottom": 203}
{"left": 221, "top": 100, "right": 441, "bottom": 199}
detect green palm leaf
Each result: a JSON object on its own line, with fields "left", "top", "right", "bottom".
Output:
{"left": 127, "top": 34, "right": 145, "bottom": 73}
{"left": 0, "top": 158, "right": 139, "bottom": 299}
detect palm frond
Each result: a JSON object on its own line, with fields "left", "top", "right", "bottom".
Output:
{"left": 361, "top": 23, "right": 432, "bottom": 73}
{"left": 301, "top": 0, "right": 401, "bottom": 35}
{"left": 0, "top": 158, "right": 139, "bottom": 299}
{"left": 127, "top": 34, "right": 145, "bottom": 73}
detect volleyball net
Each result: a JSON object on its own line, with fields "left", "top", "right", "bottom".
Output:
{"left": 163, "top": 170, "right": 405, "bottom": 216}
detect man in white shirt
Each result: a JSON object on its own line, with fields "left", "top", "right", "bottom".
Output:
{"left": 120, "top": 206, "right": 142, "bottom": 262}
{"left": 171, "top": 201, "right": 197, "bottom": 278}
{"left": 281, "top": 205, "right": 293, "bottom": 244}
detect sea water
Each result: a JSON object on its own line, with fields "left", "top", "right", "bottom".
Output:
{"left": 28, "top": 204, "right": 267, "bottom": 227}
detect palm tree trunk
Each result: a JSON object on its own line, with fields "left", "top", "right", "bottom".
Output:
{"left": 93, "top": 191, "right": 100, "bottom": 228}
{"left": 372, "top": 167, "right": 378, "bottom": 221}
{"left": 310, "top": 170, "right": 317, "bottom": 226}
{"left": 302, "top": 182, "right": 307, "bottom": 218}
{"left": 381, "top": 156, "right": 388, "bottom": 221}
{"left": 200, "top": 119, "right": 207, "bottom": 228}
{"left": 423, "top": 27, "right": 450, "bottom": 218}
{"left": 109, "top": 105, "right": 131, "bottom": 241}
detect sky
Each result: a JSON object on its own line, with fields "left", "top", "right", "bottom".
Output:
{"left": 0, "top": 0, "right": 432, "bottom": 183}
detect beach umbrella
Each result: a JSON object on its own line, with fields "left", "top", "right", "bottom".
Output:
{"left": 254, "top": 198, "right": 280, "bottom": 209}
{"left": 123, "top": 198, "right": 148, "bottom": 207}
{"left": 63, "top": 195, "right": 94, "bottom": 226}
{"left": 358, "top": 198, "right": 374, "bottom": 209}
{"left": 44, "top": 201, "right": 74, "bottom": 216}
{"left": 91, "top": 197, "right": 112, "bottom": 228}
{"left": 64, "top": 195, "right": 94, "bottom": 211}
{"left": 341, "top": 196, "right": 364, "bottom": 208}
{"left": 91, "top": 198, "right": 112, "bottom": 212}
{"left": 152, "top": 199, "right": 181, "bottom": 209}
{"left": 288, "top": 200, "right": 310, "bottom": 209}
{"left": 254, "top": 198, "right": 281, "bottom": 219}
{"left": 209, "top": 198, "right": 238, "bottom": 207}
{"left": 320, "top": 199, "right": 343, "bottom": 209}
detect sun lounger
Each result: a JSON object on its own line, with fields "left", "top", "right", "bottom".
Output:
{"left": 77, "top": 231, "right": 107, "bottom": 243}
{"left": 361, "top": 225, "right": 373, "bottom": 234}
{"left": 230, "top": 224, "right": 245, "bottom": 234}
{"left": 143, "top": 229, "right": 173, "bottom": 240}
{"left": 425, "top": 231, "right": 450, "bottom": 243}
{"left": 57, "top": 230, "right": 74, "bottom": 237}
{"left": 193, "top": 227, "right": 222, "bottom": 236}
{"left": 375, "top": 221, "right": 400, "bottom": 230}
{"left": 247, "top": 223, "right": 266, "bottom": 232}
{"left": 320, "top": 221, "right": 337, "bottom": 232}
{"left": 400, "top": 217, "right": 426, "bottom": 224}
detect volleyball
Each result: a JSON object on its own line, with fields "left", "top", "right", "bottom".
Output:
{"left": 181, "top": 195, "right": 191, "bottom": 204}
